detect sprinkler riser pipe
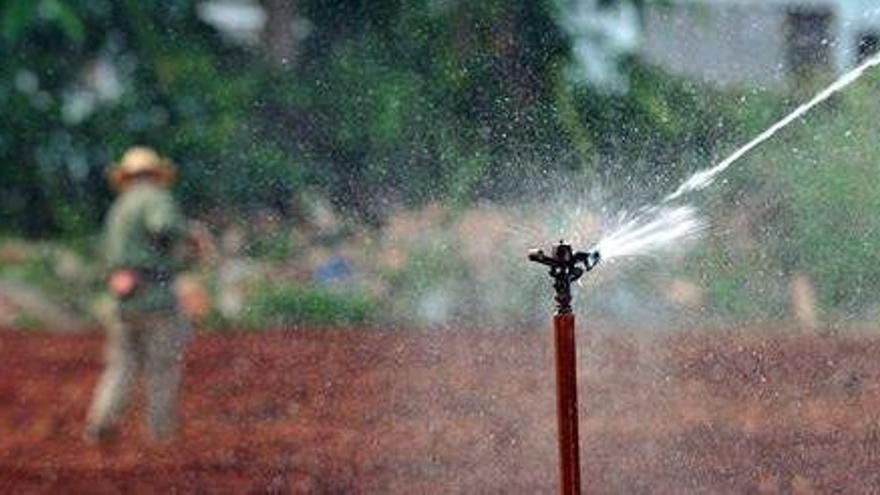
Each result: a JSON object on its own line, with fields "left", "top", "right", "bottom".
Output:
{"left": 554, "top": 312, "right": 581, "bottom": 495}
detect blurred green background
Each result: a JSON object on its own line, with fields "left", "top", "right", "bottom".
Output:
{"left": 2, "top": 0, "right": 879, "bottom": 329}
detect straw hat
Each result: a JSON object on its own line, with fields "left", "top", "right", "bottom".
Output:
{"left": 108, "top": 146, "right": 177, "bottom": 191}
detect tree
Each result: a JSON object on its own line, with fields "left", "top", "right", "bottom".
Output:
{"left": 1, "top": 0, "right": 738, "bottom": 235}
{"left": 0, "top": 0, "right": 298, "bottom": 236}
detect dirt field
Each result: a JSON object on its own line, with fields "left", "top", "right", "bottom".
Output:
{"left": 3, "top": 325, "right": 880, "bottom": 493}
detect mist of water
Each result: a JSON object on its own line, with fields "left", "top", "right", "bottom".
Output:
{"left": 594, "top": 205, "right": 704, "bottom": 261}
{"left": 592, "top": 52, "right": 880, "bottom": 260}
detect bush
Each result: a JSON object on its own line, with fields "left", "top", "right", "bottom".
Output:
{"left": 241, "top": 282, "right": 378, "bottom": 328}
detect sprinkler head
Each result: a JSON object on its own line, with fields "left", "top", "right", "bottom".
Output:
{"left": 528, "top": 241, "right": 600, "bottom": 313}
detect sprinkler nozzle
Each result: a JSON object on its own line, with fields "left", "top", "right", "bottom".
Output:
{"left": 580, "top": 250, "right": 600, "bottom": 271}
{"left": 527, "top": 241, "right": 599, "bottom": 313}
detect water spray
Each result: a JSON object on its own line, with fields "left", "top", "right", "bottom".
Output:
{"left": 525, "top": 51, "right": 880, "bottom": 495}
{"left": 591, "top": 52, "right": 880, "bottom": 261}
{"left": 528, "top": 242, "right": 599, "bottom": 495}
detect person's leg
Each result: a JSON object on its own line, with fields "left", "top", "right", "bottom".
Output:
{"left": 85, "top": 309, "right": 140, "bottom": 441}
{"left": 143, "top": 311, "right": 190, "bottom": 439}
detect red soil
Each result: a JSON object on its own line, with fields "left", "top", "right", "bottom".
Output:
{"left": 2, "top": 326, "right": 880, "bottom": 493}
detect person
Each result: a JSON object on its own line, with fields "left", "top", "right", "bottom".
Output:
{"left": 85, "top": 146, "right": 191, "bottom": 442}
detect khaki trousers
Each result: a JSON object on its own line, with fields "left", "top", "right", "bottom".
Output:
{"left": 86, "top": 306, "right": 190, "bottom": 439}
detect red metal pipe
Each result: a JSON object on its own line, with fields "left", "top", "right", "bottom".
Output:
{"left": 554, "top": 312, "right": 581, "bottom": 495}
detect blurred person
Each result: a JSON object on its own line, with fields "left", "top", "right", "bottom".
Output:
{"left": 85, "top": 146, "right": 191, "bottom": 442}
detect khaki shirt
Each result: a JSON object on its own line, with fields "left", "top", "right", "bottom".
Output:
{"left": 104, "top": 182, "right": 186, "bottom": 312}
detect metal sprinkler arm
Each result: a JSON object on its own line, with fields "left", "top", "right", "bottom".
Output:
{"left": 528, "top": 242, "right": 600, "bottom": 314}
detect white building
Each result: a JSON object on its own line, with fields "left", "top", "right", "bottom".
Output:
{"left": 640, "top": 0, "right": 880, "bottom": 88}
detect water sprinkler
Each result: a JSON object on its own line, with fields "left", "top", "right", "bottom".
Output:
{"left": 528, "top": 241, "right": 599, "bottom": 495}
{"left": 528, "top": 243, "right": 600, "bottom": 314}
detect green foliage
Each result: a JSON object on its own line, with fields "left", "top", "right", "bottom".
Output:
{"left": 2, "top": 0, "right": 83, "bottom": 43}
{"left": 1, "top": 0, "right": 739, "bottom": 236}
{"left": 242, "top": 282, "right": 377, "bottom": 328}
{"left": 759, "top": 82, "right": 880, "bottom": 314}
{"left": 13, "top": 313, "right": 45, "bottom": 330}
{"left": 281, "top": 0, "right": 574, "bottom": 219}
{"left": 686, "top": 77, "right": 880, "bottom": 320}
{"left": 686, "top": 242, "right": 782, "bottom": 321}
{"left": 242, "top": 228, "right": 294, "bottom": 262}
{"left": 385, "top": 243, "right": 468, "bottom": 296}
{"left": 0, "top": 0, "right": 296, "bottom": 236}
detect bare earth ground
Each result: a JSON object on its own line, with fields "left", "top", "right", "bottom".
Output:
{"left": 3, "top": 325, "right": 880, "bottom": 493}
